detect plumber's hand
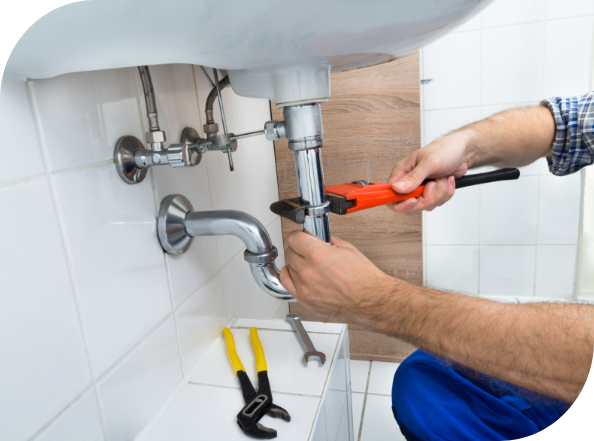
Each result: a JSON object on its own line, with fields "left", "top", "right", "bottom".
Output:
{"left": 280, "top": 231, "right": 395, "bottom": 327}
{"left": 387, "top": 131, "right": 473, "bottom": 215}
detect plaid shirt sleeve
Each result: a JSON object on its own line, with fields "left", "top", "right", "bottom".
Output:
{"left": 540, "top": 92, "right": 594, "bottom": 176}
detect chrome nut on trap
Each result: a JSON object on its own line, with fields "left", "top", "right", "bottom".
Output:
{"left": 145, "top": 130, "right": 166, "bottom": 143}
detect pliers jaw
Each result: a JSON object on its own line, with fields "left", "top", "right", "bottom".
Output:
{"left": 236, "top": 371, "right": 291, "bottom": 439}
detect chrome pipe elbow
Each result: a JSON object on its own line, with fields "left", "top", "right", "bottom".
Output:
{"left": 157, "top": 194, "right": 293, "bottom": 301}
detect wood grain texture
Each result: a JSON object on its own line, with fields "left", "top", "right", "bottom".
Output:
{"left": 272, "top": 53, "right": 421, "bottom": 361}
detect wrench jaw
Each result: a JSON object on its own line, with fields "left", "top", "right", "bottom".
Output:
{"left": 302, "top": 351, "right": 327, "bottom": 367}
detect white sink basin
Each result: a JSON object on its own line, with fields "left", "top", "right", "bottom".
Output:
{"left": 7, "top": 0, "right": 493, "bottom": 102}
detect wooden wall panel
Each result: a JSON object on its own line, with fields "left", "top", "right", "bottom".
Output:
{"left": 272, "top": 53, "right": 421, "bottom": 362}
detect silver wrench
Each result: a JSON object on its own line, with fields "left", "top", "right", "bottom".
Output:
{"left": 286, "top": 313, "right": 326, "bottom": 366}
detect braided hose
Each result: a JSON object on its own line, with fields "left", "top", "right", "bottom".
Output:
{"left": 205, "top": 75, "right": 230, "bottom": 123}
{"left": 137, "top": 66, "right": 160, "bottom": 131}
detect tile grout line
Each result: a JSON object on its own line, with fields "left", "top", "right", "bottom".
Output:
{"left": 357, "top": 361, "right": 373, "bottom": 441}
{"left": 25, "top": 80, "right": 110, "bottom": 441}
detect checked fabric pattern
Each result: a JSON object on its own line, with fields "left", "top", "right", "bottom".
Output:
{"left": 541, "top": 91, "right": 594, "bottom": 176}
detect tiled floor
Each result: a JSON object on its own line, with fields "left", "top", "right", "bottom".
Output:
{"left": 350, "top": 360, "right": 406, "bottom": 441}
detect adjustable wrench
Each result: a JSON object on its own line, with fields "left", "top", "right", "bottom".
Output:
{"left": 286, "top": 313, "right": 326, "bottom": 366}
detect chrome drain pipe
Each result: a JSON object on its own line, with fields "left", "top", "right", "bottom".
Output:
{"left": 157, "top": 195, "right": 293, "bottom": 301}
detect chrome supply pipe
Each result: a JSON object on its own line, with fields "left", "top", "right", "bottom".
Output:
{"left": 283, "top": 103, "right": 331, "bottom": 243}
{"left": 157, "top": 195, "right": 292, "bottom": 301}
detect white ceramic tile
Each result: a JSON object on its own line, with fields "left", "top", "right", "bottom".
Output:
{"left": 53, "top": 165, "right": 171, "bottom": 375}
{"left": 482, "top": 24, "right": 545, "bottom": 106}
{"left": 335, "top": 402, "right": 351, "bottom": 441}
{"left": 191, "top": 328, "right": 339, "bottom": 397}
{"left": 36, "top": 390, "right": 104, "bottom": 441}
{"left": 176, "top": 274, "right": 227, "bottom": 375}
{"left": 422, "top": 31, "right": 481, "bottom": 110}
{"left": 0, "top": 73, "right": 44, "bottom": 183}
{"left": 480, "top": 246, "right": 536, "bottom": 296}
{"left": 423, "top": 107, "right": 481, "bottom": 146}
{"left": 204, "top": 89, "right": 250, "bottom": 265}
{"left": 99, "top": 318, "right": 183, "bottom": 441}
{"left": 426, "top": 246, "right": 479, "bottom": 295}
{"left": 30, "top": 68, "right": 142, "bottom": 172}
{"left": 274, "top": 301, "right": 290, "bottom": 319}
{"left": 482, "top": 0, "right": 545, "bottom": 28}
{"left": 535, "top": 246, "right": 578, "bottom": 297}
{"left": 425, "top": 186, "right": 479, "bottom": 245}
{"left": 221, "top": 252, "right": 261, "bottom": 321}
{"left": 454, "top": 12, "right": 482, "bottom": 32}
{"left": 352, "top": 393, "right": 365, "bottom": 437}
{"left": 0, "top": 180, "right": 92, "bottom": 441}
{"left": 323, "top": 389, "right": 347, "bottom": 441}
{"left": 538, "top": 173, "right": 581, "bottom": 244}
{"left": 543, "top": 17, "right": 594, "bottom": 98}
{"left": 311, "top": 403, "right": 328, "bottom": 441}
{"left": 546, "top": 0, "right": 594, "bottom": 20}
{"left": 360, "top": 395, "right": 405, "bottom": 441}
{"left": 232, "top": 318, "right": 345, "bottom": 334}
{"left": 154, "top": 165, "right": 219, "bottom": 307}
{"left": 235, "top": 95, "right": 277, "bottom": 227}
{"left": 350, "top": 360, "right": 370, "bottom": 393}
{"left": 140, "top": 64, "right": 202, "bottom": 140}
{"left": 367, "top": 362, "right": 400, "bottom": 396}
{"left": 480, "top": 177, "right": 538, "bottom": 244}
{"left": 146, "top": 384, "right": 319, "bottom": 441}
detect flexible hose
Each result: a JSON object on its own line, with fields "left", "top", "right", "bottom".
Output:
{"left": 137, "top": 66, "right": 160, "bottom": 131}
{"left": 205, "top": 75, "right": 230, "bottom": 123}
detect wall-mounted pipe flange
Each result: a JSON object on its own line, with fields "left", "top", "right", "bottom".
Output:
{"left": 114, "top": 135, "right": 148, "bottom": 184}
{"left": 157, "top": 194, "right": 193, "bottom": 255}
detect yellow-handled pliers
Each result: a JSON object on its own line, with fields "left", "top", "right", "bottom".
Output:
{"left": 223, "top": 327, "right": 291, "bottom": 439}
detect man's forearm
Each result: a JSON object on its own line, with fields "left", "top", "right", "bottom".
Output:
{"left": 376, "top": 280, "right": 594, "bottom": 403}
{"left": 460, "top": 106, "right": 555, "bottom": 170}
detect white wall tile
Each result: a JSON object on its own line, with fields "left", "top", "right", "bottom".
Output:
{"left": 176, "top": 274, "right": 227, "bottom": 375}
{"left": 30, "top": 68, "right": 142, "bottom": 172}
{"left": 350, "top": 360, "right": 371, "bottom": 393}
{"left": 546, "top": 0, "right": 594, "bottom": 20}
{"left": 352, "top": 392, "right": 365, "bottom": 437}
{"left": 36, "top": 390, "right": 104, "bottom": 441}
{"left": 141, "top": 64, "right": 202, "bottom": 140}
{"left": 482, "top": 24, "right": 545, "bottom": 106}
{"left": 100, "top": 318, "right": 182, "bottom": 441}
{"left": 367, "top": 361, "right": 399, "bottom": 396}
{"left": 538, "top": 173, "right": 581, "bottom": 244}
{"left": 221, "top": 252, "right": 261, "bottom": 321}
{"left": 480, "top": 177, "right": 538, "bottom": 244}
{"left": 0, "top": 73, "right": 44, "bottom": 183}
{"left": 535, "top": 246, "right": 578, "bottom": 297}
{"left": 426, "top": 246, "right": 479, "bottom": 294}
{"left": 274, "top": 301, "right": 290, "bottom": 319}
{"left": 426, "top": 186, "right": 479, "bottom": 245}
{"left": 480, "top": 246, "right": 536, "bottom": 296}
{"left": 53, "top": 166, "right": 171, "bottom": 376}
{"left": 422, "top": 31, "right": 481, "bottom": 110}
{"left": 482, "top": 0, "right": 545, "bottom": 28}
{"left": 360, "top": 394, "right": 406, "bottom": 441}
{"left": 154, "top": 164, "right": 219, "bottom": 307}
{"left": 543, "top": 17, "right": 594, "bottom": 98}
{"left": 0, "top": 180, "right": 91, "bottom": 441}
{"left": 423, "top": 107, "right": 481, "bottom": 146}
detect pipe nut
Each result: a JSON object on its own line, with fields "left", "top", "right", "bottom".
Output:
{"left": 203, "top": 123, "right": 219, "bottom": 134}
{"left": 145, "top": 130, "right": 166, "bottom": 144}
{"left": 244, "top": 247, "right": 278, "bottom": 264}
{"left": 264, "top": 120, "right": 286, "bottom": 141}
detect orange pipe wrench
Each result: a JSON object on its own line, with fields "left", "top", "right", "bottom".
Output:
{"left": 325, "top": 168, "right": 520, "bottom": 215}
